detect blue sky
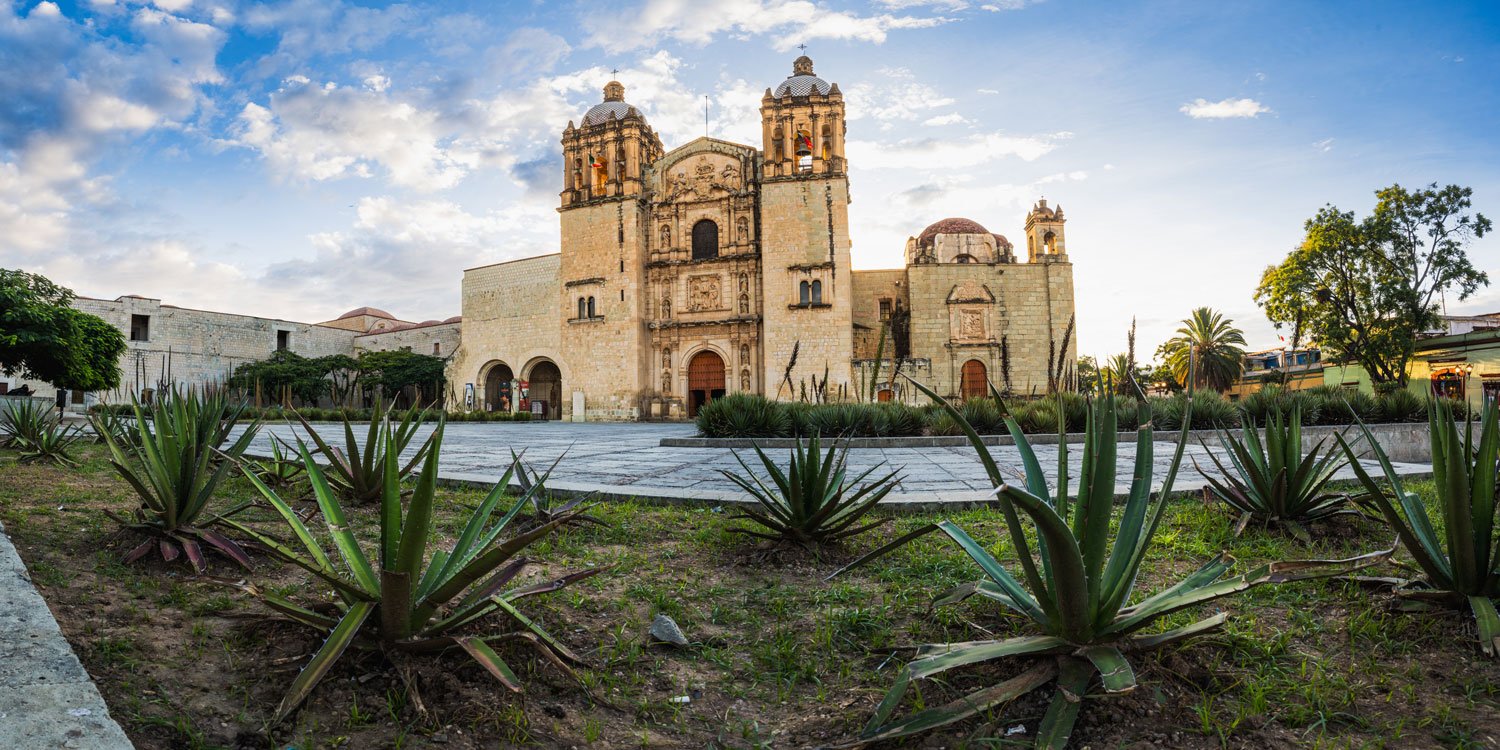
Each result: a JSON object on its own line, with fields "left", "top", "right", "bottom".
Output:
{"left": 1, "top": 0, "right": 1496, "bottom": 360}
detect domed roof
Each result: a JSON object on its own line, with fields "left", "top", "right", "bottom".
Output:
{"left": 774, "top": 55, "right": 831, "bottom": 97}
{"left": 917, "top": 217, "right": 990, "bottom": 246}
{"left": 581, "top": 81, "right": 641, "bottom": 126}
{"left": 992, "top": 233, "right": 1013, "bottom": 250}
{"left": 338, "top": 306, "right": 394, "bottom": 320}
{"left": 442, "top": 315, "right": 462, "bottom": 323}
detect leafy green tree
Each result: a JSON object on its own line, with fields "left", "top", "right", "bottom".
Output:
{"left": 357, "top": 350, "right": 446, "bottom": 406}
{"left": 1257, "top": 183, "right": 1490, "bottom": 386}
{"left": 1099, "top": 353, "right": 1146, "bottom": 395}
{"left": 1, "top": 269, "right": 125, "bottom": 392}
{"left": 1157, "top": 307, "right": 1247, "bottom": 392}
{"left": 229, "top": 350, "right": 330, "bottom": 406}
{"left": 1075, "top": 355, "right": 1098, "bottom": 386}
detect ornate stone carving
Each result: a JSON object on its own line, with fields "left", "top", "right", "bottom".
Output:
{"left": 687, "top": 275, "right": 721, "bottom": 311}
{"left": 736, "top": 217, "right": 750, "bottom": 243}
{"left": 740, "top": 369, "right": 751, "bottom": 391}
{"left": 959, "top": 309, "right": 985, "bottom": 340}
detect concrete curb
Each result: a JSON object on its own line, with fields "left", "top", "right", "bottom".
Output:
{"left": 0, "top": 521, "right": 134, "bottom": 749}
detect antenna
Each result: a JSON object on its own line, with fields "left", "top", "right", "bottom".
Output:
{"left": 704, "top": 94, "right": 710, "bottom": 136}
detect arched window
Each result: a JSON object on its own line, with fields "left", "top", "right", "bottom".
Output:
{"left": 577, "top": 297, "right": 587, "bottom": 319}
{"left": 587, "top": 296, "right": 596, "bottom": 318}
{"left": 691, "top": 219, "right": 719, "bottom": 260}
{"left": 799, "top": 281, "right": 810, "bottom": 305}
{"left": 810, "top": 280, "right": 823, "bottom": 304}
{"left": 954, "top": 254, "right": 977, "bottom": 264}
{"left": 1043, "top": 231, "right": 1056, "bottom": 253}
{"left": 772, "top": 132, "right": 785, "bottom": 162}
{"left": 820, "top": 124, "right": 832, "bottom": 161}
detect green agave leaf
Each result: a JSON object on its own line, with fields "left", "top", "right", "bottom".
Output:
{"left": 1036, "top": 656, "right": 1094, "bottom": 750}
{"left": 847, "top": 661, "right": 1055, "bottom": 747}
{"left": 274, "top": 600, "right": 375, "bottom": 724}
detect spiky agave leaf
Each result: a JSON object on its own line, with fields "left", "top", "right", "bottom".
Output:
{"left": 3, "top": 398, "right": 86, "bottom": 466}
{"left": 293, "top": 399, "right": 435, "bottom": 505}
{"left": 834, "top": 373, "right": 1387, "bottom": 748}
{"left": 1337, "top": 397, "right": 1500, "bottom": 656}
{"left": 234, "top": 418, "right": 610, "bottom": 723}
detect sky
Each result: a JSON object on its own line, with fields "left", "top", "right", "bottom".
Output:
{"left": 1, "top": 0, "right": 1497, "bottom": 362}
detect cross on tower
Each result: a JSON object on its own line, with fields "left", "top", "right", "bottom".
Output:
{"left": 796, "top": 44, "right": 807, "bottom": 53}
{"left": 611, "top": 68, "right": 619, "bottom": 77}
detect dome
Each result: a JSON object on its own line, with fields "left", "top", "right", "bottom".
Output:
{"left": 917, "top": 217, "right": 990, "bottom": 246}
{"left": 774, "top": 56, "right": 831, "bottom": 97}
{"left": 442, "top": 315, "right": 462, "bottom": 323}
{"left": 338, "top": 306, "right": 394, "bottom": 320}
{"left": 581, "top": 81, "right": 641, "bottom": 126}
{"left": 992, "top": 233, "right": 1013, "bottom": 250}
{"left": 419, "top": 319, "right": 441, "bottom": 326}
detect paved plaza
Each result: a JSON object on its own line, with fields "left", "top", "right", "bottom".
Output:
{"left": 243, "top": 421, "right": 1431, "bottom": 509}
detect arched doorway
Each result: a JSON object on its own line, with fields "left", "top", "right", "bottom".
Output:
{"left": 484, "top": 363, "right": 514, "bottom": 412}
{"left": 960, "top": 359, "right": 988, "bottom": 400}
{"left": 687, "top": 350, "right": 726, "bottom": 417}
{"left": 527, "top": 361, "right": 562, "bottom": 420}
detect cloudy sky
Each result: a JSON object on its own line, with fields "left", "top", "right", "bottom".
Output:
{"left": 2, "top": 0, "right": 1497, "bottom": 359}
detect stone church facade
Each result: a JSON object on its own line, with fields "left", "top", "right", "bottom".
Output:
{"left": 448, "top": 56, "right": 1076, "bottom": 421}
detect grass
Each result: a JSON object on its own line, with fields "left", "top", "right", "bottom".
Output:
{"left": 0, "top": 443, "right": 1495, "bottom": 748}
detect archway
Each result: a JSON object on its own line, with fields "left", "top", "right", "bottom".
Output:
{"left": 687, "top": 350, "right": 726, "bottom": 417}
{"left": 526, "top": 361, "right": 563, "bottom": 419}
{"left": 483, "top": 362, "right": 514, "bottom": 412}
{"left": 960, "top": 359, "right": 988, "bottom": 400}
{"left": 692, "top": 219, "right": 719, "bottom": 260}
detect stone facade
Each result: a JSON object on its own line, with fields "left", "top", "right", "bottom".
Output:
{"left": 448, "top": 55, "right": 1077, "bottom": 419}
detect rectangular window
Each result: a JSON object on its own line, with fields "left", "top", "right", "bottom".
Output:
{"left": 129, "top": 314, "right": 150, "bottom": 342}
{"left": 433, "top": 342, "right": 441, "bottom": 355}
{"left": 879, "top": 299, "right": 892, "bottom": 321}
{"left": 276, "top": 330, "right": 290, "bottom": 350}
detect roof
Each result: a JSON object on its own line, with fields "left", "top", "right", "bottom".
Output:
{"left": 581, "top": 100, "right": 636, "bottom": 126}
{"left": 775, "top": 74, "right": 831, "bottom": 97}
{"left": 338, "top": 306, "right": 395, "bottom": 320}
{"left": 917, "top": 217, "right": 990, "bottom": 246}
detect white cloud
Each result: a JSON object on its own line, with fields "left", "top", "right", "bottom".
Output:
{"left": 1179, "top": 97, "right": 1270, "bottom": 119}
{"left": 582, "top": 0, "right": 948, "bottom": 53}
{"left": 922, "top": 112, "right": 968, "bottom": 126}
{"left": 847, "top": 67, "right": 956, "bottom": 122}
{"left": 849, "top": 130, "right": 1070, "bottom": 169}
{"left": 1313, "top": 138, "right": 1334, "bottom": 152}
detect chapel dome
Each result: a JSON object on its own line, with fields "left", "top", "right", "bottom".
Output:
{"left": 581, "top": 81, "right": 641, "bottom": 126}
{"left": 992, "top": 233, "right": 1014, "bottom": 251}
{"left": 774, "top": 56, "right": 832, "bottom": 97}
{"left": 917, "top": 218, "right": 990, "bottom": 246}
{"left": 338, "top": 306, "right": 394, "bottom": 320}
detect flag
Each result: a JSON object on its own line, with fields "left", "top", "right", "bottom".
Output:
{"left": 797, "top": 132, "right": 813, "bottom": 152}
{"left": 589, "top": 153, "right": 605, "bottom": 169}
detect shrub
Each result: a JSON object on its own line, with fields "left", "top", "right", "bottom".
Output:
{"left": 721, "top": 433, "right": 902, "bottom": 547}
{"left": 1376, "top": 389, "right": 1425, "bottom": 423}
{"left": 224, "top": 422, "right": 608, "bottom": 722}
{"left": 1340, "top": 398, "right": 1500, "bottom": 657}
{"left": 696, "top": 393, "right": 791, "bottom": 438}
{"left": 96, "top": 390, "right": 261, "bottom": 572}
{"left": 834, "top": 380, "right": 1385, "bottom": 747}
{"left": 1199, "top": 405, "right": 1352, "bottom": 540}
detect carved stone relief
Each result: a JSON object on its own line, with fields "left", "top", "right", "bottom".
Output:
{"left": 687, "top": 275, "right": 722, "bottom": 311}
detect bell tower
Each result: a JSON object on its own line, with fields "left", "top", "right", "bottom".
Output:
{"left": 556, "top": 81, "right": 664, "bottom": 419}
{"left": 757, "top": 55, "right": 854, "bottom": 398}
{"left": 1024, "top": 199, "right": 1068, "bottom": 262}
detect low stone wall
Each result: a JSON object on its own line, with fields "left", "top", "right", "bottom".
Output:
{"left": 662, "top": 421, "right": 1434, "bottom": 463}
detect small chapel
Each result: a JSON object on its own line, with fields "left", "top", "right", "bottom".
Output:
{"left": 448, "top": 55, "right": 1076, "bottom": 421}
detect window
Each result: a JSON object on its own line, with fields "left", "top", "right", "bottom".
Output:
{"left": 129, "top": 314, "right": 150, "bottom": 342}
{"left": 799, "top": 281, "right": 810, "bottom": 305}
{"left": 810, "top": 280, "right": 822, "bottom": 304}
{"left": 578, "top": 297, "right": 587, "bottom": 319}
{"left": 276, "top": 330, "right": 290, "bottom": 350}
{"left": 587, "top": 296, "right": 597, "bottom": 318}
{"left": 954, "top": 254, "right": 977, "bottom": 264}
{"left": 433, "top": 342, "right": 441, "bottom": 355}
{"left": 879, "top": 299, "right": 892, "bottom": 321}
{"left": 691, "top": 220, "right": 718, "bottom": 260}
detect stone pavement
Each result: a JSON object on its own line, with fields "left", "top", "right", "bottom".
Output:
{"left": 244, "top": 421, "right": 1431, "bottom": 509}
{"left": 0, "top": 521, "right": 134, "bottom": 749}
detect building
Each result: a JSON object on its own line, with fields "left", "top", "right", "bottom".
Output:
{"left": 448, "top": 56, "right": 1076, "bottom": 420}
{"left": 0, "top": 297, "right": 460, "bottom": 410}
{"left": 1227, "top": 346, "right": 1323, "bottom": 399}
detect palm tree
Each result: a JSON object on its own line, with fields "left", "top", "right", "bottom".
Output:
{"left": 1098, "top": 352, "right": 1138, "bottom": 394}
{"left": 1161, "top": 307, "right": 1247, "bottom": 392}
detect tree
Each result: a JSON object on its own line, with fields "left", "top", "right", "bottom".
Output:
{"left": 1158, "top": 307, "right": 1247, "bottom": 392}
{"left": 357, "top": 350, "right": 446, "bottom": 406}
{"left": 1257, "top": 183, "right": 1490, "bottom": 386}
{"left": 1, "top": 269, "right": 125, "bottom": 392}
{"left": 229, "top": 350, "right": 329, "bottom": 406}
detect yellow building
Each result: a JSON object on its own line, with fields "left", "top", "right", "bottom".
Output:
{"left": 448, "top": 56, "right": 1076, "bottom": 420}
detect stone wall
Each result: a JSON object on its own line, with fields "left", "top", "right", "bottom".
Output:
{"left": 447, "top": 255, "right": 563, "bottom": 414}
{"left": 355, "top": 322, "right": 462, "bottom": 358}
{"left": 558, "top": 198, "right": 649, "bottom": 421}
{"left": 0, "top": 295, "right": 357, "bottom": 408}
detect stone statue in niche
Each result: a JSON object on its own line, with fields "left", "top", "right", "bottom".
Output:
{"left": 739, "top": 293, "right": 749, "bottom": 314}
{"left": 740, "top": 369, "right": 751, "bottom": 391}
{"left": 662, "top": 347, "right": 671, "bottom": 369}
{"left": 736, "top": 217, "right": 750, "bottom": 244}
{"left": 959, "top": 309, "right": 985, "bottom": 340}
{"left": 662, "top": 370, "right": 672, "bottom": 394}
{"left": 661, "top": 297, "right": 671, "bottom": 319}
{"left": 660, "top": 225, "right": 671, "bottom": 249}
{"left": 740, "top": 344, "right": 749, "bottom": 363}
{"left": 687, "top": 275, "right": 721, "bottom": 311}
{"left": 738, "top": 273, "right": 748, "bottom": 292}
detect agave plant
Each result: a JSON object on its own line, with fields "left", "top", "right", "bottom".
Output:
{"left": 721, "top": 432, "right": 902, "bottom": 547}
{"left": 97, "top": 390, "right": 261, "bottom": 572}
{"left": 222, "top": 421, "right": 608, "bottom": 722}
{"left": 295, "top": 399, "right": 435, "bottom": 504}
{"left": 89, "top": 407, "right": 139, "bottom": 450}
{"left": 245, "top": 435, "right": 306, "bottom": 490}
{"left": 1197, "top": 405, "right": 1352, "bottom": 540}
{"left": 507, "top": 449, "right": 606, "bottom": 528}
{"left": 832, "top": 377, "right": 1386, "bottom": 748}
{"left": 2, "top": 397, "right": 86, "bottom": 466}
{"left": 1337, "top": 397, "right": 1500, "bottom": 657}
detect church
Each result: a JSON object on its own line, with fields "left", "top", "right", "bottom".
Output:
{"left": 447, "top": 56, "right": 1076, "bottom": 421}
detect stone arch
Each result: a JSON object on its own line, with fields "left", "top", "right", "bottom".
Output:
{"left": 522, "top": 357, "right": 563, "bottom": 420}
{"left": 480, "top": 360, "right": 514, "bottom": 413}
{"left": 684, "top": 346, "right": 729, "bottom": 417}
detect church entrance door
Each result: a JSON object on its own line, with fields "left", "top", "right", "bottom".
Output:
{"left": 484, "top": 363, "right": 514, "bottom": 412}
{"left": 687, "top": 351, "right": 726, "bottom": 417}
{"left": 960, "top": 359, "right": 988, "bottom": 400}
